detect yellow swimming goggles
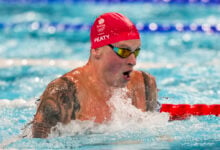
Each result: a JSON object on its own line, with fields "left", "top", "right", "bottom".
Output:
{"left": 108, "top": 44, "right": 141, "bottom": 58}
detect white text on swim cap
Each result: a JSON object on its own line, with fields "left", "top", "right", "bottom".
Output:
{"left": 94, "top": 35, "right": 110, "bottom": 43}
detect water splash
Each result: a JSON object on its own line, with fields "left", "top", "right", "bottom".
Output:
{"left": 49, "top": 88, "right": 169, "bottom": 138}
{"left": 0, "top": 98, "right": 36, "bottom": 108}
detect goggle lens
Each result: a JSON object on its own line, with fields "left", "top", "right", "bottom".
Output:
{"left": 109, "top": 45, "right": 140, "bottom": 58}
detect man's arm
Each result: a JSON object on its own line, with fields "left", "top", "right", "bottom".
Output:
{"left": 32, "top": 77, "right": 80, "bottom": 138}
{"left": 142, "top": 72, "right": 160, "bottom": 112}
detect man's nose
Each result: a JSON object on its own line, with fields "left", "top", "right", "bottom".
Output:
{"left": 127, "top": 53, "right": 136, "bottom": 66}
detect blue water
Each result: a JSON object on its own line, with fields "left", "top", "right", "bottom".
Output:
{"left": 0, "top": 2, "right": 220, "bottom": 149}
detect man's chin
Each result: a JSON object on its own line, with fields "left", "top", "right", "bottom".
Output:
{"left": 112, "top": 80, "right": 128, "bottom": 88}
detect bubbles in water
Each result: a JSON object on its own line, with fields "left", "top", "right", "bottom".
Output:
{"left": 49, "top": 88, "right": 169, "bottom": 138}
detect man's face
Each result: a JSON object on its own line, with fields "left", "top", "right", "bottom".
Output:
{"left": 100, "top": 39, "right": 141, "bottom": 88}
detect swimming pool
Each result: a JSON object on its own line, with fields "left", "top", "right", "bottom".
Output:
{"left": 0, "top": 1, "right": 220, "bottom": 149}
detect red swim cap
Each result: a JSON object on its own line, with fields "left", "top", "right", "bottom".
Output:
{"left": 90, "top": 12, "right": 140, "bottom": 49}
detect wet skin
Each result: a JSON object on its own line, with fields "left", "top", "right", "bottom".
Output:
{"left": 32, "top": 39, "right": 158, "bottom": 138}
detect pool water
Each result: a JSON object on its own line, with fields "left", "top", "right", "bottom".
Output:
{"left": 0, "top": 1, "right": 220, "bottom": 149}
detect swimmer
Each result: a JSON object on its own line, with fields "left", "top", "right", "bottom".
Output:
{"left": 31, "top": 12, "right": 160, "bottom": 138}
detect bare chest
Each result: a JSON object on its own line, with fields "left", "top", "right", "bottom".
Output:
{"left": 76, "top": 95, "right": 111, "bottom": 123}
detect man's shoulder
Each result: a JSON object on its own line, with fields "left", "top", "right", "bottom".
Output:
{"left": 62, "top": 67, "right": 84, "bottom": 80}
{"left": 130, "top": 70, "right": 156, "bottom": 89}
{"left": 132, "top": 70, "right": 155, "bottom": 80}
{"left": 44, "top": 66, "right": 86, "bottom": 94}
{"left": 46, "top": 75, "right": 77, "bottom": 93}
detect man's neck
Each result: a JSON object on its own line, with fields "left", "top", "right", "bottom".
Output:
{"left": 84, "top": 61, "right": 114, "bottom": 94}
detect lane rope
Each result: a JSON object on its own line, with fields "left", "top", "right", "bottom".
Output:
{"left": 0, "top": 58, "right": 176, "bottom": 69}
{"left": 0, "top": 22, "right": 220, "bottom": 34}
{"left": 160, "top": 104, "right": 220, "bottom": 120}
{"left": 0, "top": 0, "right": 220, "bottom": 4}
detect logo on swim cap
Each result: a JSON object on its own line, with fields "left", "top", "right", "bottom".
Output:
{"left": 98, "top": 18, "right": 105, "bottom": 24}
{"left": 97, "top": 18, "right": 106, "bottom": 33}
{"left": 90, "top": 12, "right": 140, "bottom": 49}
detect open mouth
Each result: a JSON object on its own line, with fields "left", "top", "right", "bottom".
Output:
{"left": 123, "top": 70, "right": 132, "bottom": 80}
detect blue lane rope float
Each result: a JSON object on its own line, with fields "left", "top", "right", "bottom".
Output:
{"left": 0, "top": 0, "right": 220, "bottom": 4}
{"left": 0, "top": 22, "right": 220, "bottom": 34}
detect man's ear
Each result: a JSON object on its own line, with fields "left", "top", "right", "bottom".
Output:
{"left": 91, "top": 48, "right": 102, "bottom": 59}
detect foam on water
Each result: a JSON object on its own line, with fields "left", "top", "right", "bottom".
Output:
{"left": 106, "top": 88, "right": 169, "bottom": 131}
{"left": 0, "top": 98, "right": 36, "bottom": 108}
{"left": 0, "top": 89, "right": 170, "bottom": 149}
{"left": 0, "top": 92, "right": 219, "bottom": 149}
{"left": 47, "top": 88, "right": 169, "bottom": 138}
